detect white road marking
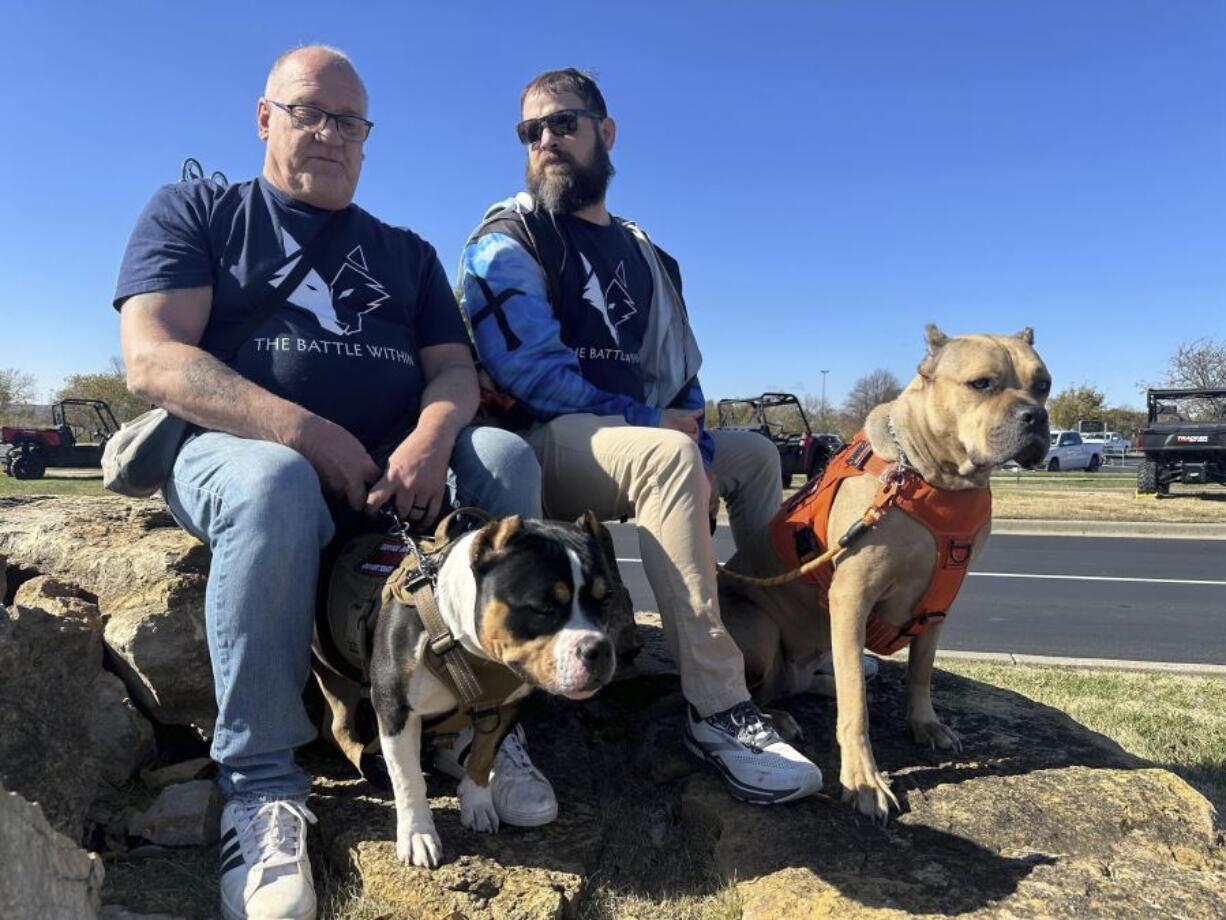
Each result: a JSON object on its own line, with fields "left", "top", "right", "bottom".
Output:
{"left": 967, "top": 572, "right": 1226, "bottom": 587}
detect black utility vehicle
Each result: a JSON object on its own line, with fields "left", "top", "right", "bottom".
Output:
{"left": 715, "top": 392, "right": 843, "bottom": 488}
{"left": 1134, "top": 387, "right": 1226, "bottom": 495}
{"left": 1, "top": 399, "right": 119, "bottom": 480}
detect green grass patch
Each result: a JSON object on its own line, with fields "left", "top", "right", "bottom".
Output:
{"left": 0, "top": 472, "right": 109, "bottom": 498}
{"left": 941, "top": 660, "right": 1226, "bottom": 820}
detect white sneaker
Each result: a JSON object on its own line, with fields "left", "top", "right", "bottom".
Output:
{"left": 433, "top": 723, "right": 558, "bottom": 827}
{"left": 685, "top": 701, "right": 822, "bottom": 804}
{"left": 815, "top": 651, "right": 880, "bottom": 681}
{"left": 219, "top": 798, "right": 317, "bottom": 920}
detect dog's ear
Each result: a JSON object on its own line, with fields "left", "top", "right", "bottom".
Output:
{"left": 1014, "top": 327, "right": 1035, "bottom": 346}
{"left": 576, "top": 509, "right": 608, "bottom": 541}
{"left": 577, "top": 510, "right": 616, "bottom": 564}
{"left": 918, "top": 323, "right": 949, "bottom": 377}
{"left": 469, "top": 515, "right": 523, "bottom": 569}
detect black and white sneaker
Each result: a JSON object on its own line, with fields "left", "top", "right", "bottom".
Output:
{"left": 219, "top": 798, "right": 317, "bottom": 920}
{"left": 684, "top": 701, "right": 822, "bottom": 804}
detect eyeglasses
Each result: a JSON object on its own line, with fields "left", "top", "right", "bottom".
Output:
{"left": 267, "top": 100, "right": 374, "bottom": 142}
{"left": 515, "top": 108, "right": 602, "bottom": 146}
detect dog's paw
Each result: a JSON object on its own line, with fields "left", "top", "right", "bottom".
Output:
{"left": 910, "top": 718, "right": 963, "bottom": 753}
{"left": 764, "top": 708, "right": 804, "bottom": 742}
{"left": 458, "top": 776, "right": 500, "bottom": 834}
{"left": 840, "top": 758, "right": 899, "bottom": 826}
{"left": 396, "top": 819, "right": 443, "bottom": 868}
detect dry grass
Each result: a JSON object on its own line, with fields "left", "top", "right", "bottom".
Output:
{"left": 991, "top": 484, "right": 1226, "bottom": 522}
{"left": 783, "top": 472, "right": 1226, "bottom": 524}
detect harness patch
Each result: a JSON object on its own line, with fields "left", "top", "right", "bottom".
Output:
{"left": 357, "top": 539, "right": 410, "bottom": 577}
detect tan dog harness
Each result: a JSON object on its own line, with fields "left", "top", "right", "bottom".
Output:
{"left": 769, "top": 434, "right": 992, "bottom": 655}
{"left": 319, "top": 513, "right": 522, "bottom": 735}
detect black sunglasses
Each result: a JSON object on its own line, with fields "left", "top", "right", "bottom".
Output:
{"left": 515, "top": 108, "right": 602, "bottom": 146}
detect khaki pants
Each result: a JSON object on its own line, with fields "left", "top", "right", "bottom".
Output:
{"left": 527, "top": 415, "right": 782, "bottom": 717}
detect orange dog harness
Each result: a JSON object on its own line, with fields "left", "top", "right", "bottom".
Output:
{"left": 769, "top": 434, "right": 991, "bottom": 655}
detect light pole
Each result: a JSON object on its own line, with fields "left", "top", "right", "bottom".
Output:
{"left": 820, "top": 369, "right": 829, "bottom": 430}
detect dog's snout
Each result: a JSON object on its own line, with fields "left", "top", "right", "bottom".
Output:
{"left": 1014, "top": 402, "right": 1048, "bottom": 431}
{"left": 575, "top": 635, "right": 612, "bottom": 671}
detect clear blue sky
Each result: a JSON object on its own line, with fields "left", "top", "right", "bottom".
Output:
{"left": 4, "top": 1, "right": 1224, "bottom": 411}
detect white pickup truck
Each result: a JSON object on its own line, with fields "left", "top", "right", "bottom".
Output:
{"left": 1045, "top": 430, "right": 1104, "bottom": 472}
{"left": 1082, "top": 430, "right": 1131, "bottom": 452}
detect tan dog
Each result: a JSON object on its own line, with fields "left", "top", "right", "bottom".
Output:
{"left": 719, "top": 325, "right": 1050, "bottom": 823}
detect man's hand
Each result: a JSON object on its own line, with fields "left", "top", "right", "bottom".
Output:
{"left": 365, "top": 427, "right": 453, "bottom": 525}
{"left": 660, "top": 407, "right": 704, "bottom": 442}
{"left": 288, "top": 414, "right": 381, "bottom": 512}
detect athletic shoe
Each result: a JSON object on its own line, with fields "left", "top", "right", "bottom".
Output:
{"left": 685, "top": 700, "right": 822, "bottom": 804}
{"left": 814, "top": 651, "right": 880, "bottom": 681}
{"left": 219, "top": 798, "right": 317, "bottom": 920}
{"left": 432, "top": 723, "right": 558, "bottom": 827}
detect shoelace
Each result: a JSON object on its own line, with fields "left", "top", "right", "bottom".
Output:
{"left": 716, "top": 702, "right": 783, "bottom": 753}
{"left": 243, "top": 800, "right": 317, "bottom": 868}
{"left": 495, "top": 725, "right": 538, "bottom": 774}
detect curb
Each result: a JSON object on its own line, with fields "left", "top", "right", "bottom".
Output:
{"left": 927, "top": 649, "right": 1226, "bottom": 678}
{"left": 990, "top": 519, "right": 1226, "bottom": 540}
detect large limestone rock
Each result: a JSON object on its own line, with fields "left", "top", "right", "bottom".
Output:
{"left": 0, "top": 497, "right": 214, "bottom": 734}
{"left": 9, "top": 576, "right": 156, "bottom": 787}
{"left": 0, "top": 781, "right": 105, "bottom": 920}
{"left": 9, "top": 497, "right": 1222, "bottom": 917}
{"left": 98, "top": 658, "right": 1226, "bottom": 920}
{"left": 304, "top": 658, "right": 1218, "bottom": 920}
{"left": 0, "top": 599, "right": 104, "bottom": 841}
{"left": 678, "top": 665, "right": 1226, "bottom": 919}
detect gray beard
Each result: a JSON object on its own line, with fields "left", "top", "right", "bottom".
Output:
{"left": 527, "top": 143, "right": 614, "bottom": 215}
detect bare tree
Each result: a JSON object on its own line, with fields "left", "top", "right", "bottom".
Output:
{"left": 842, "top": 369, "right": 902, "bottom": 430}
{"left": 1164, "top": 338, "right": 1226, "bottom": 390}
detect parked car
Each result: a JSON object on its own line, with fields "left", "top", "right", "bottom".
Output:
{"left": 1082, "top": 430, "right": 1130, "bottom": 452}
{"left": 1044, "top": 429, "right": 1104, "bottom": 472}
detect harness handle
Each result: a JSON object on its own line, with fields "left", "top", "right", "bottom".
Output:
{"left": 718, "top": 477, "right": 903, "bottom": 588}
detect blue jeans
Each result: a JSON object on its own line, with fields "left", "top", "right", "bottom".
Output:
{"left": 164, "top": 425, "right": 541, "bottom": 801}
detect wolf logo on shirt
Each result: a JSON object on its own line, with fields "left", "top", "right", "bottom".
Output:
{"left": 580, "top": 254, "right": 637, "bottom": 347}
{"left": 272, "top": 232, "right": 389, "bottom": 336}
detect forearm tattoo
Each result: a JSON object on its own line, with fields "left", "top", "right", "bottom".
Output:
{"left": 184, "top": 353, "right": 245, "bottom": 405}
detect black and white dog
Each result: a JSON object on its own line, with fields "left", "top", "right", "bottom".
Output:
{"left": 370, "top": 512, "right": 619, "bottom": 869}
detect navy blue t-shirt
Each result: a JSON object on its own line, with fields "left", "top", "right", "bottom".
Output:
{"left": 114, "top": 177, "right": 468, "bottom": 451}
{"left": 557, "top": 215, "right": 653, "bottom": 401}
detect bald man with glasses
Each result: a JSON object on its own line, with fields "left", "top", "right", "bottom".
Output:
{"left": 113, "top": 46, "right": 539, "bottom": 920}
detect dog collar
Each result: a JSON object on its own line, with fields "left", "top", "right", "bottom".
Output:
{"left": 885, "top": 414, "right": 915, "bottom": 482}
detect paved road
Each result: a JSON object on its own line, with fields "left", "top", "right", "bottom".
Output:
{"left": 607, "top": 525, "right": 1226, "bottom": 666}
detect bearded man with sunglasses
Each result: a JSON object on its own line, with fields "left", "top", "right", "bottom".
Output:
{"left": 459, "top": 69, "right": 823, "bottom": 807}
{"left": 114, "top": 46, "right": 540, "bottom": 920}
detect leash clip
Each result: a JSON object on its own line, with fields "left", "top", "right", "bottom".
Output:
{"left": 382, "top": 505, "right": 439, "bottom": 584}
